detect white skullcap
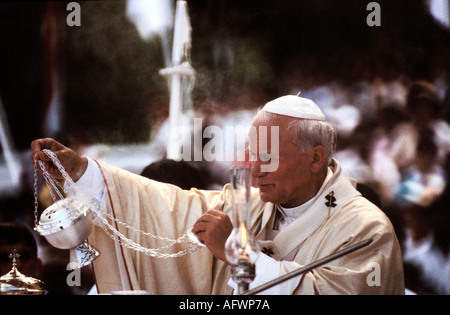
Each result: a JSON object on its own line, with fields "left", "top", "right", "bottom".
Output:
{"left": 261, "top": 95, "right": 326, "bottom": 121}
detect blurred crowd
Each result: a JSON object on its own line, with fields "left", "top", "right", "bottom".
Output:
{"left": 330, "top": 78, "right": 450, "bottom": 295}
{"left": 1, "top": 76, "right": 449, "bottom": 295}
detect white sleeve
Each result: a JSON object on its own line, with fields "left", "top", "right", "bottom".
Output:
{"left": 228, "top": 253, "right": 304, "bottom": 295}
{"left": 64, "top": 157, "right": 105, "bottom": 204}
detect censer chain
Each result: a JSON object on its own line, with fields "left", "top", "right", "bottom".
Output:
{"left": 33, "top": 149, "right": 202, "bottom": 258}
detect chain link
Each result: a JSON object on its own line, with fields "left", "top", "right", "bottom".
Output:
{"left": 33, "top": 149, "right": 202, "bottom": 258}
{"left": 33, "top": 161, "right": 40, "bottom": 228}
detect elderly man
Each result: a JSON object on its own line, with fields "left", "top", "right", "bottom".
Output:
{"left": 31, "top": 96, "right": 404, "bottom": 294}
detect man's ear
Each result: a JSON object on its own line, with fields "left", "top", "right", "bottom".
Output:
{"left": 310, "top": 145, "right": 327, "bottom": 173}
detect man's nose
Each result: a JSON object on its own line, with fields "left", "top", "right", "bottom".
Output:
{"left": 251, "top": 160, "right": 266, "bottom": 180}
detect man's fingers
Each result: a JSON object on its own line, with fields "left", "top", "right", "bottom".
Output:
{"left": 31, "top": 150, "right": 55, "bottom": 172}
{"left": 31, "top": 139, "right": 65, "bottom": 179}
{"left": 30, "top": 138, "right": 64, "bottom": 162}
{"left": 192, "top": 222, "right": 206, "bottom": 234}
{"left": 192, "top": 212, "right": 219, "bottom": 237}
{"left": 30, "top": 138, "right": 86, "bottom": 182}
{"left": 196, "top": 209, "right": 227, "bottom": 223}
{"left": 192, "top": 210, "right": 232, "bottom": 240}
{"left": 193, "top": 210, "right": 226, "bottom": 231}
{"left": 37, "top": 151, "right": 52, "bottom": 162}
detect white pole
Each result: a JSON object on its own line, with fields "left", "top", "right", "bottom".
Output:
{"left": 167, "top": 73, "right": 182, "bottom": 159}
{"left": 163, "top": 0, "right": 193, "bottom": 160}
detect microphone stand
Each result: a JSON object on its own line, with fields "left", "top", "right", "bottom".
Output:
{"left": 240, "top": 238, "right": 372, "bottom": 295}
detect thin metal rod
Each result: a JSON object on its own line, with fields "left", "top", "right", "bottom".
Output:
{"left": 240, "top": 238, "right": 372, "bottom": 295}
{"left": 237, "top": 283, "right": 249, "bottom": 295}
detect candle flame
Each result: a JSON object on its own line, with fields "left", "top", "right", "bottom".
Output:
{"left": 240, "top": 222, "right": 247, "bottom": 245}
{"left": 240, "top": 222, "right": 253, "bottom": 255}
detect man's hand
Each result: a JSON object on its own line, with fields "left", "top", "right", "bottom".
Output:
{"left": 192, "top": 209, "right": 233, "bottom": 264}
{"left": 31, "top": 138, "right": 88, "bottom": 182}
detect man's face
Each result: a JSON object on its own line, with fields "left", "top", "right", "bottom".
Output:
{"left": 249, "top": 113, "right": 316, "bottom": 208}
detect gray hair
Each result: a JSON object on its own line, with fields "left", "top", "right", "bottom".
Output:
{"left": 254, "top": 110, "right": 337, "bottom": 164}
{"left": 287, "top": 119, "right": 337, "bottom": 164}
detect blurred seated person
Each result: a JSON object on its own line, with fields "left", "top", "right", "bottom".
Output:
{"left": 395, "top": 136, "right": 446, "bottom": 208}
{"left": 404, "top": 80, "right": 450, "bottom": 165}
{"left": 336, "top": 120, "right": 400, "bottom": 206}
{"left": 402, "top": 204, "right": 450, "bottom": 295}
{"left": 140, "top": 159, "right": 210, "bottom": 190}
{"left": 401, "top": 153, "right": 450, "bottom": 294}
{"left": 371, "top": 103, "right": 414, "bottom": 171}
{"left": 0, "top": 222, "right": 42, "bottom": 279}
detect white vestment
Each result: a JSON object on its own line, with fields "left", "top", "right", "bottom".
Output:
{"left": 83, "top": 158, "right": 404, "bottom": 294}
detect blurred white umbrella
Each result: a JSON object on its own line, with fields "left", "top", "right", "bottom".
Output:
{"left": 126, "top": 0, "right": 174, "bottom": 67}
{"left": 427, "top": 0, "right": 450, "bottom": 29}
